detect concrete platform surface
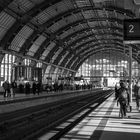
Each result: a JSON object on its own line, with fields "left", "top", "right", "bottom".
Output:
{"left": 39, "top": 95, "right": 140, "bottom": 140}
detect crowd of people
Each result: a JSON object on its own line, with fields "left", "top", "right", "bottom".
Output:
{"left": 2, "top": 78, "right": 139, "bottom": 120}
{"left": 115, "top": 80, "right": 140, "bottom": 118}
{"left": 44, "top": 83, "right": 93, "bottom": 92}
{"left": 2, "top": 80, "right": 42, "bottom": 98}
{"left": 2, "top": 80, "right": 17, "bottom": 98}
{"left": 1, "top": 80, "right": 94, "bottom": 98}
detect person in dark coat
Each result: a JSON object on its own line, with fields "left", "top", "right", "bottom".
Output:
{"left": 11, "top": 80, "right": 17, "bottom": 97}
{"left": 2, "top": 80, "right": 10, "bottom": 98}
{"left": 25, "top": 82, "right": 30, "bottom": 95}
{"left": 115, "top": 83, "right": 119, "bottom": 100}
{"left": 32, "top": 81, "right": 36, "bottom": 95}
{"left": 133, "top": 81, "right": 140, "bottom": 111}
{"left": 117, "top": 82, "right": 129, "bottom": 118}
{"left": 36, "top": 82, "right": 41, "bottom": 95}
{"left": 19, "top": 83, "right": 24, "bottom": 93}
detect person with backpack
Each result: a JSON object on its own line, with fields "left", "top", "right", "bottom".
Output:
{"left": 133, "top": 81, "right": 140, "bottom": 111}
{"left": 117, "top": 82, "right": 129, "bottom": 118}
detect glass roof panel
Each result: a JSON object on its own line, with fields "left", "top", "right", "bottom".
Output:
{"left": 88, "top": 21, "right": 99, "bottom": 27}
{"left": 96, "top": 10, "right": 107, "bottom": 18}
{"left": 75, "top": 0, "right": 91, "bottom": 7}
{"left": 82, "top": 10, "right": 96, "bottom": 19}
{"left": 8, "top": 0, "right": 35, "bottom": 14}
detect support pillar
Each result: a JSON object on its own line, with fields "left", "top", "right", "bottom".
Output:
{"left": 129, "top": 46, "right": 132, "bottom": 103}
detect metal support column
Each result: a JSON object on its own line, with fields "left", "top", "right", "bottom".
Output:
{"left": 129, "top": 46, "right": 132, "bottom": 103}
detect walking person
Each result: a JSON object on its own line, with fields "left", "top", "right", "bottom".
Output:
{"left": 133, "top": 81, "right": 140, "bottom": 111}
{"left": 117, "top": 82, "right": 129, "bottom": 118}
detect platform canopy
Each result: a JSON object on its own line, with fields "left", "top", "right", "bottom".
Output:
{"left": 0, "top": 0, "right": 140, "bottom": 72}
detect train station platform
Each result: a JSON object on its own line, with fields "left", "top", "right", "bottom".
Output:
{"left": 0, "top": 88, "right": 103, "bottom": 114}
{"left": 39, "top": 95, "right": 140, "bottom": 140}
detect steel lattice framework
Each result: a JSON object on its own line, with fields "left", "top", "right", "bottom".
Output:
{"left": 0, "top": 0, "right": 139, "bottom": 75}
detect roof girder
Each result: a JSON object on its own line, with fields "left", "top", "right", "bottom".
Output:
{"left": 0, "top": 0, "right": 14, "bottom": 12}
{"left": 68, "top": 33, "right": 123, "bottom": 48}
{"left": 0, "top": 3, "right": 131, "bottom": 61}
{"left": 62, "top": 26, "right": 123, "bottom": 42}
{"left": 42, "top": 5, "right": 134, "bottom": 29}
{"left": 0, "top": 0, "right": 60, "bottom": 50}
{"left": 33, "top": 39, "right": 50, "bottom": 59}
{"left": 0, "top": 0, "right": 137, "bottom": 73}
{"left": 56, "top": 17, "right": 123, "bottom": 36}
{"left": 65, "top": 42, "right": 125, "bottom": 69}
{"left": 52, "top": 37, "right": 123, "bottom": 66}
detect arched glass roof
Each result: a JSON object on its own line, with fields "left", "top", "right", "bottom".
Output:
{"left": 0, "top": 0, "right": 140, "bottom": 72}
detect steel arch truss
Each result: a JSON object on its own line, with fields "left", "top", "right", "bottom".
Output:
{"left": 0, "top": 0, "right": 138, "bottom": 74}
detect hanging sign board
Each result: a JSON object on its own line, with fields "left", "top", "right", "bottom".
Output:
{"left": 0, "top": 77, "right": 4, "bottom": 81}
{"left": 123, "top": 19, "right": 140, "bottom": 43}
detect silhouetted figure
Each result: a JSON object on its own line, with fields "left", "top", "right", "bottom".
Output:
{"left": 133, "top": 81, "right": 140, "bottom": 111}
{"left": 115, "top": 83, "right": 119, "bottom": 100}
{"left": 11, "top": 80, "right": 17, "bottom": 97}
{"left": 32, "top": 82, "right": 36, "bottom": 95}
{"left": 36, "top": 82, "right": 41, "bottom": 95}
{"left": 117, "top": 82, "right": 129, "bottom": 118}
{"left": 45, "top": 84, "right": 49, "bottom": 92}
{"left": 25, "top": 82, "right": 31, "bottom": 95}
{"left": 54, "top": 82, "right": 58, "bottom": 92}
{"left": 2, "top": 80, "right": 10, "bottom": 98}
{"left": 19, "top": 83, "right": 24, "bottom": 93}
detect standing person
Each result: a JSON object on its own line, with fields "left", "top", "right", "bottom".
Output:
{"left": 2, "top": 80, "right": 10, "bottom": 98}
{"left": 25, "top": 82, "right": 28, "bottom": 95}
{"left": 2, "top": 80, "right": 8, "bottom": 98}
{"left": 19, "top": 83, "right": 24, "bottom": 93}
{"left": 32, "top": 81, "right": 36, "bottom": 95}
{"left": 117, "top": 82, "right": 129, "bottom": 118}
{"left": 7, "top": 81, "right": 11, "bottom": 97}
{"left": 11, "top": 80, "right": 17, "bottom": 97}
{"left": 133, "top": 81, "right": 140, "bottom": 111}
{"left": 36, "top": 82, "right": 41, "bottom": 95}
{"left": 27, "top": 82, "right": 31, "bottom": 94}
{"left": 25, "top": 82, "right": 31, "bottom": 95}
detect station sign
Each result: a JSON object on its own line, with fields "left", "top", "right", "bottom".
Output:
{"left": 123, "top": 18, "right": 140, "bottom": 41}
{"left": 0, "top": 77, "right": 4, "bottom": 81}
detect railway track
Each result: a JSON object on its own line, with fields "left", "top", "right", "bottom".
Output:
{"left": 24, "top": 90, "right": 113, "bottom": 140}
{"left": 0, "top": 90, "right": 113, "bottom": 140}
{"left": 0, "top": 90, "right": 105, "bottom": 123}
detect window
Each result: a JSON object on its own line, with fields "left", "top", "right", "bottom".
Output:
{"left": 0, "top": 54, "right": 15, "bottom": 85}
{"left": 76, "top": 51, "right": 140, "bottom": 81}
{"left": 24, "top": 59, "right": 31, "bottom": 66}
{"left": 36, "top": 62, "right": 42, "bottom": 68}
